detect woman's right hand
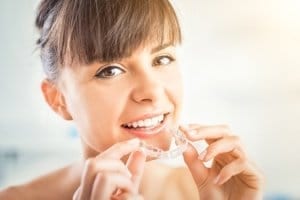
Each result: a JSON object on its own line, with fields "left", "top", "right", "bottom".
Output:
{"left": 72, "top": 138, "right": 146, "bottom": 200}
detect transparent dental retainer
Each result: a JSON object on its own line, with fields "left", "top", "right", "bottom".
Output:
{"left": 139, "top": 128, "right": 189, "bottom": 159}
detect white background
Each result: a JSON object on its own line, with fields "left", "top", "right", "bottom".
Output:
{"left": 0, "top": 0, "right": 299, "bottom": 198}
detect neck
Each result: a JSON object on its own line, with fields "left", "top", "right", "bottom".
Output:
{"left": 139, "top": 161, "right": 171, "bottom": 198}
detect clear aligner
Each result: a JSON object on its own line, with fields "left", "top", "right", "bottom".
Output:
{"left": 139, "top": 128, "right": 189, "bottom": 159}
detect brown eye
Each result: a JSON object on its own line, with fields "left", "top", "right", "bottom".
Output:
{"left": 95, "top": 66, "right": 125, "bottom": 79}
{"left": 153, "top": 55, "right": 175, "bottom": 66}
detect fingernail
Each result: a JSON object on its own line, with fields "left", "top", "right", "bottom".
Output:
{"left": 126, "top": 170, "right": 132, "bottom": 178}
{"left": 214, "top": 175, "right": 220, "bottom": 185}
{"left": 198, "top": 149, "right": 207, "bottom": 160}
{"left": 137, "top": 148, "right": 147, "bottom": 157}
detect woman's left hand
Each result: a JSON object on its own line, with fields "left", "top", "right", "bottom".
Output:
{"left": 180, "top": 124, "right": 264, "bottom": 200}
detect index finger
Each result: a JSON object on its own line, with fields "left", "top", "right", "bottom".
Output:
{"left": 180, "top": 124, "right": 230, "bottom": 142}
{"left": 100, "top": 138, "right": 141, "bottom": 159}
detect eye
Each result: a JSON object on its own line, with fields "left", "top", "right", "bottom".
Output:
{"left": 153, "top": 55, "right": 175, "bottom": 66}
{"left": 95, "top": 66, "right": 125, "bottom": 79}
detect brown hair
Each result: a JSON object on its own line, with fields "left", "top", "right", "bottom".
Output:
{"left": 35, "top": 0, "right": 182, "bottom": 82}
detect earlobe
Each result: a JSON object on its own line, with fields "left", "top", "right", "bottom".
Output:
{"left": 41, "top": 79, "right": 73, "bottom": 120}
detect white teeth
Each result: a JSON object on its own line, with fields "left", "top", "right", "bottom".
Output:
{"left": 145, "top": 119, "right": 151, "bottom": 126}
{"left": 158, "top": 115, "right": 163, "bottom": 122}
{"left": 151, "top": 118, "right": 157, "bottom": 125}
{"left": 132, "top": 122, "right": 138, "bottom": 128}
{"left": 138, "top": 120, "right": 144, "bottom": 127}
{"left": 124, "top": 114, "right": 164, "bottom": 128}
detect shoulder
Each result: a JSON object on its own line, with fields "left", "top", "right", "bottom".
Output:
{"left": 0, "top": 186, "right": 23, "bottom": 200}
{"left": 0, "top": 162, "right": 81, "bottom": 200}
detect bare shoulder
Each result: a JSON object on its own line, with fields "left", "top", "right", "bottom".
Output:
{"left": 0, "top": 162, "right": 81, "bottom": 200}
{"left": 166, "top": 166, "right": 199, "bottom": 200}
{"left": 0, "top": 186, "right": 23, "bottom": 200}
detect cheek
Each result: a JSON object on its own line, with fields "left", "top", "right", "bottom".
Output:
{"left": 166, "top": 68, "right": 184, "bottom": 112}
{"left": 67, "top": 84, "right": 129, "bottom": 150}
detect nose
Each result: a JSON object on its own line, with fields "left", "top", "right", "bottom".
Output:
{"left": 131, "top": 70, "right": 165, "bottom": 104}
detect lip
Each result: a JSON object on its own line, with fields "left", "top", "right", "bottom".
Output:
{"left": 121, "top": 113, "right": 169, "bottom": 139}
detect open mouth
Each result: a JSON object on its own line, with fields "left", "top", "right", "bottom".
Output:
{"left": 121, "top": 114, "right": 166, "bottom": 129}
{"left": 121, "top": 113, "right": 169, "bottom": 138}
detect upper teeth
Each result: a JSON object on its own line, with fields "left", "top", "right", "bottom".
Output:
{"left": 124, "top": 115, "right": 164, "bottom": 128}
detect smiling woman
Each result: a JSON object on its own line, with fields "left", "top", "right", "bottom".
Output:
{"left": 0, "top": 0, "right": 264, "bottom": 200}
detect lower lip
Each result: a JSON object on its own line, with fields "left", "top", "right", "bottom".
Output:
{"left": 122, "top": 117, "right": 168, "bottom": 139}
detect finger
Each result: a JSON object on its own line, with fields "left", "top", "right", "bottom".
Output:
{"left": 79, "top": 159, "right": 132, "bottom": 199}
{"left": 198, "top": 136, "right": 245, "bottom": 162}
{"left": 100, "top": 138, "right": 141, "bottom": 159}
{"left": 126, "top": 151, "right": 146, "bottom": 193}
{"left": 180, "top": 124, "right": 231, "bottom": 142}
{"left": 213, "top": 158, "right": 246, "bottom": 185}
{"left": 90, "top": 172, "right": 135, "bottom": 200}
{"left": 182, "top": 142, "right": 209, "bottom": 187}
{"left": 181, "top": 123, "right": 230, "bottom": 131}
{"left": 117, "top": 193, "right": 144, "bottom": 200}
{"left": 72, "top": 187, "right": 81, "bottom": 200}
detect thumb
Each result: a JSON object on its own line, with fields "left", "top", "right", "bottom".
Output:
{"left": 183, "top": 142, "right": 209, "bottom": 186}
{"left": 126, "top": 151, "right": 146, "bottom": 193}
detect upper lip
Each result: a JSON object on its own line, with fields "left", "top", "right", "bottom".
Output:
{"left": 121, "top": 112, "right": 169, "bottom": 125}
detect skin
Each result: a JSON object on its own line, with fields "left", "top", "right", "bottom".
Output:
{"left": 0, "top": 42, "right": 264, "bottom": 200}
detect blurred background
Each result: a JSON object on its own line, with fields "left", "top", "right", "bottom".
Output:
{"left": 0, "top": 0, "right": 299, "bottom": 199}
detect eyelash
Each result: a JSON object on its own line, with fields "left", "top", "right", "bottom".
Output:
{"left": 95, "top": 65, "right": 125, "bottom": 79}
{"left": 153, "top": 55, "right": 175, "bottom": 66}
{"left": 95, "top": 55, "right": 175, "bottom": 79}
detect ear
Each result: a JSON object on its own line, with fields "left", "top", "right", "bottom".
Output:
{"left": 41, "top": 79, "right": 73, "bottom": 120}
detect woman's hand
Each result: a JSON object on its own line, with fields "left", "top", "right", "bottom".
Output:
{"left": 181, "top": 124, "right": 264, "bottom": 200}
{"left": 73, "top": 138, "right": 146, "bottom": 200}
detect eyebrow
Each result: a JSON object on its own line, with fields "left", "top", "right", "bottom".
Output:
{"left": 151, "top": 43, "right": 173, "bottom": 54}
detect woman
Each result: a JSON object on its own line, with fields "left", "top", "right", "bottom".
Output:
{"left": 0, "top": 0, "right": 264, "bottom": 199}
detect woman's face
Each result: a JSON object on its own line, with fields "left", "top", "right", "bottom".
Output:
{"left": 58, "top": 43, "right": 183, "bottom": 157}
